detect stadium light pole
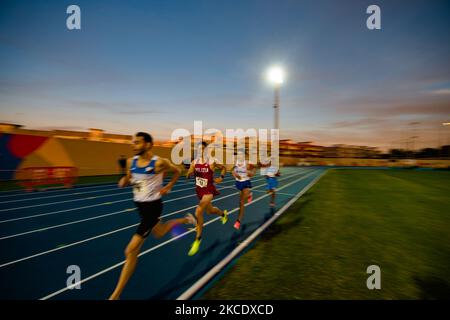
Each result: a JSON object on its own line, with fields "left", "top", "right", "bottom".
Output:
{"left": 444, "top": 122, "right": 450, "bottom": 146}
{"left": 267, "top": 66, "right": 285, "bottom": 130}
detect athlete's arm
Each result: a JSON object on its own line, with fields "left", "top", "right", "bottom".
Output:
{"left": 185, "top": 160, "right": 195, "bottom": 179}
{"left": 247, "top": 163, "right": 256, "bottom": 177}
{"left": 158, "top": 158, "right": 180, "bottom": 195}
{"left": 230, "top": 165, "right": 240, "bottom": 180}
{"left": 274, "top": 164, "right": 281, "bottom": 177}
{"left": 213, "top": 162, "right": 226, "bottom": 184}
{"left": 118, "top": 158, "right": 132, "bottom": 188}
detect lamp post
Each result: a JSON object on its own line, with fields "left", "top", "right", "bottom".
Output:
{"left": 443, "top": 122, "right": 450, "bottom": 147}
{"left": 267, "top": 66, "right": 285, "bottom": 130}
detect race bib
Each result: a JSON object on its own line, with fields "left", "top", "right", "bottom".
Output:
{"left": 133, "top": 180, "right": 144, "bottom": 192}
{"left": 133, "top": 180, "right": 154, "bottom": 194}
{"left": 195, "top": 177, "right": 208, "bottom": 188}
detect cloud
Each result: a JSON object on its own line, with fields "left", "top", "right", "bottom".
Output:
{"left": 281, "top": 116, "right": 447, "bottom": 151}
{"left": 29, "top": 125, "right": 88, "bottom": 131}
{"left": 62, "top": 99, "right": 170, "bottom": 115}
{"left": 428, "top": 89, "right": 450, "bottom": 95}
{"left": 382, "top": 101, "right": 450, "bottom": 116}
{"left": 338, "top": 95, "right": 450, "bottom": 117}
{"left": 115, "top": 110, "right": 171, "bottom": 115}
{"left": 0, "top": 36, "right": 81, "bottom": 69}
{"left": 329, "top": 118, "right": 388, "bottom": 129}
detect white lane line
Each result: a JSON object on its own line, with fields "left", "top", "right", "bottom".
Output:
{"left": 0, "top": 182, "right": 118, "bottom": 198}
{"left": 0, "top": 176, "right": 209, "bottom": 204}
{"left": 39, "top": 169, "right": 320, "bottom": 300}
{"left": 0, "top": 171, "right": 311, "bottom": 268}
{"left": 0, "top": 170, "right": 305, "bottom": 228}
{"left": 0, "top": 186, "right": 233, "bottom": 242}
{"left": 0, "top": 173, "right": 261, "bottom": 224}
{"left": 0, "top": 190, "right": 135, "bottom": 212}
{"left": 0, "top": 176, "right": 235, "bottom": 210}
{"left": 177, "top": 168, "right": 327, "bottom": 300}
{"left": 0, "top": 199, "right": 131, "bottom": 224}
{"left": 0, "top": 208, "right": 135, "bottom": 241}
{"left": 0, "top": 175, "right": 207, "bottom": 199}
{"left": 251, "top": 189, "right": 297, "bottom": 197}
{"left": 0, "top": 172, "right": 285, "bottom": 241}
{"left": 0, "top": 186, "right": 128, "bottom": 204}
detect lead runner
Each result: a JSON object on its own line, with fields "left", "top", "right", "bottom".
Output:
{"left": 109, "top": 132, "right": 196, "bottom": 300}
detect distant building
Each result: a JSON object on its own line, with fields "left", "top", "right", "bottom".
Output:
{"left": 324, "top": 144, "right": 381, "bottom": 159}
{"left": 280, "top": 140, "right": 325, "bottom": 158}
{"left": 166, "top": 137, "right": 381, "bottom": 159}
{"left": 0, "top": 123, "right": 51, "bottom": 136}
{"left": 0, "top": 123, "right": 23, "bottom": 133}
{"left": 2, "top": 123, "right": 383, "bottom": 158}
{"left": 0, "top": 124, "right": 132, "bottom": 144}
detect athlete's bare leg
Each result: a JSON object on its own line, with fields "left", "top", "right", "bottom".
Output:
{"left": 109, "top": 215, "right": 194, "bottom": 299}
{"left": 109, "top": 234, "right": 145, "bottom": 300}
{"left": 189, "top": 194, "right": 228, "bottom": 255}
{"left": 237, "top": 188, "right": 250, "bottom": 222}
{"left": 205, "top": 201, "right": 228, "bottom": 227}
{"left": 152, "top": 216, "right": 191, "bottom": 239}
{"left": 205, "top": 201, "right": 225, "bottom": 217}
{"left": 194, "top": 194, "right": 213, "bottom": 240}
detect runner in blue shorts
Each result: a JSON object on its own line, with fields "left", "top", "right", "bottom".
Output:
{"left": 231, "top": 154, "right": 255, "bottom": 230}
{"left": 260, "top": 159, "right": 280, "bottom": 208}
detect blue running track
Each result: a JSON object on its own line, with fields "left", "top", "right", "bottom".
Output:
{"left": 0, "top": 167, "right": 326, "bottom": 300}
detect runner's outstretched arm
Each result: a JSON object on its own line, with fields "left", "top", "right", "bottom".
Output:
{"left": 158, "top": 158, "right": 180, "bottom": 195}
{"left": 213, "top": 162, "right": 226, "bottom": 184}
{"left": 248, "top": 163, "right": 256, "bottom": 177}
{"left": 185, "top": 160, "right": 195, "bottom": 179}
{"left": 231, "top": 165, "right": 240, "bottom": 180}
{"left": 118, "top": 158, "right": 133, "bottom": 188}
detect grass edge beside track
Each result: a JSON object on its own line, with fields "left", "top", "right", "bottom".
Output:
{"left": 201, "top": 169, "right": 450, "bottom": 300}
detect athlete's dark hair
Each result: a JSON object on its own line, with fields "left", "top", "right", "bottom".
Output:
{"left": 135, "top": 132, "right": 153, "bottom": 144}
{"left": 201, "top": 141, "right": 208, "bottom": 148}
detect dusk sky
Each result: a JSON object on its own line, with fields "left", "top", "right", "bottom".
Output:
{"left": 1, "top": 0, "right": 449, "bottom": 150}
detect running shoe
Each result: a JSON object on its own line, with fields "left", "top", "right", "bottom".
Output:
{"left": 233, "top": 220, "right": 241, "bottom": 230}
{"left": 221, "top": 210, "right": 228, "bottom": 224}
{"left": 188, "top": 239, "right": 201, "bottom": 256}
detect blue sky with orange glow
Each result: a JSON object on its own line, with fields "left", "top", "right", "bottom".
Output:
{"left": 0, "top": 0, "right": 449, "bottom": 150}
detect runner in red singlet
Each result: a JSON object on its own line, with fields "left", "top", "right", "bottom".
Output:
{"left": 185, "top": 141, "right": 228, "bottom": 256}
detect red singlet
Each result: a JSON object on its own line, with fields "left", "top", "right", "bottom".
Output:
{"left": 194, "top": 159, "right": 220, "bottom": 200}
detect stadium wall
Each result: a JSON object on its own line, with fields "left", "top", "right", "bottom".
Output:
{"left": 285, "top": 157, "right": 450, "bottom": 168}
{"left": 1, "top": 133, "right": 449, "bottom": 181}
{"left": 0, "top": 133, "right": 172, "bottom": 180}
